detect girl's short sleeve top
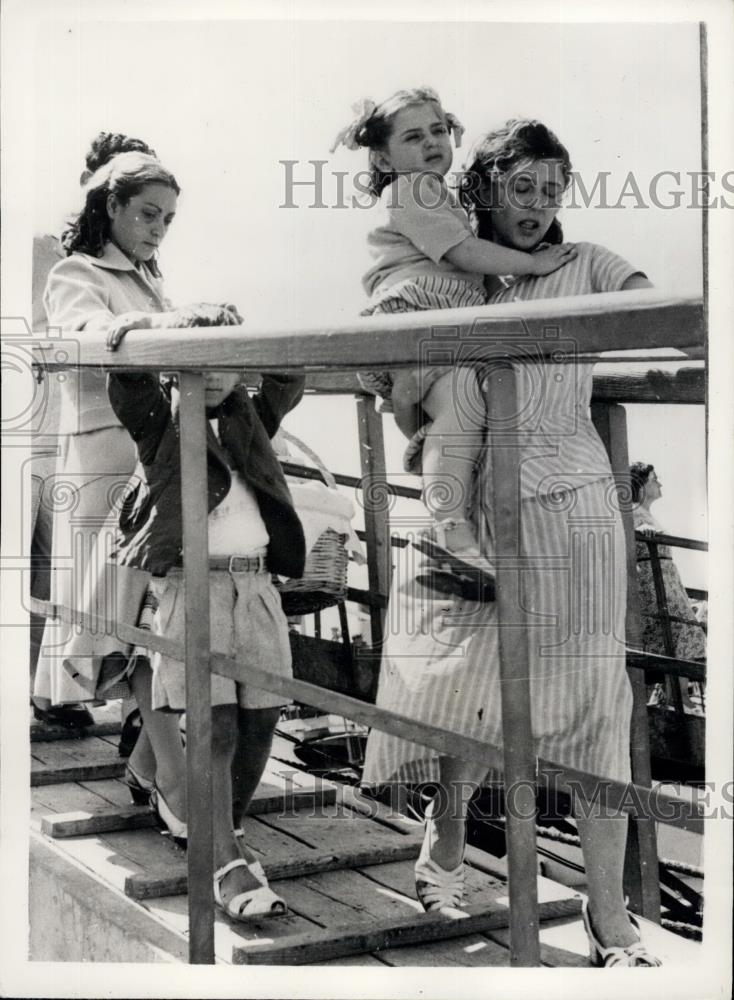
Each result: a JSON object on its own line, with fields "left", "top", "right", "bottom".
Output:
{"left": 363, "top": 173, "right": 485, "bottom": 297}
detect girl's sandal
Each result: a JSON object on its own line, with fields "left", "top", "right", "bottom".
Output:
{"left": 413, "top": 520, "right": 496, "bottom": 581}
{"left": 582, "top": 898, "right": 662, "bottom": 967}
{"left": 213, "top": 858, "right": 287, "bottom": 921}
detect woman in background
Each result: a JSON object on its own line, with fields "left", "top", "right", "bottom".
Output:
{"left": 630, "top": 461, "right": 706, "bottom": 711}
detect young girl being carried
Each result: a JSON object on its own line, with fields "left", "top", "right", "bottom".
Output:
{"left": 332, "top": 87, "right": 576, "bottom": 567}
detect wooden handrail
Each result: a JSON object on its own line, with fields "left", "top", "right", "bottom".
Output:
{"left": 33, "top": 290, "right": 703, "bottom": 371}
{"left": 637, "top": 532, "right": 708, "bottom": 553}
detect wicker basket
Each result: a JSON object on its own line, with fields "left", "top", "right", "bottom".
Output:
{"left": 273, "top": 430, "right": 350, "bottom": 615}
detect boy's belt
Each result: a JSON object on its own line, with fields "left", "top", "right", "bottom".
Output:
{"left": 209, "top": 553, "right": 268, "bottom": 574}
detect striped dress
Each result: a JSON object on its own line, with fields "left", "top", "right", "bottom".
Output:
{"left": 362, "top": 242, "right": 642, "bottom": 787}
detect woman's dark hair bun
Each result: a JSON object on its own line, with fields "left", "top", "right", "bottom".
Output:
{"left": 85, "top": 132, "right": 157, "bottom": 173}
{"left": 629, "top": 462, "right": 655, "bottom": 503}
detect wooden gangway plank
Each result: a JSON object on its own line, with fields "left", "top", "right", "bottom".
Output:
{"left": 231, "top": 897, "right": 583, "bottom": 965}
{"left": 30, "top": 742, "right": 701, "bottom": 967}
{"left": 31, "top": 735, "right": 125, "bottom": 785}
{"left": 31, "top": 766, "right": 586, "bottom": 965}
{"left": 125, "top": 836, "right": 425, "bottom": 900}
{"left": 40, "top": 781, "right": 337, "bottom": 838}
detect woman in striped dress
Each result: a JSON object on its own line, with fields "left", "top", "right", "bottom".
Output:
{"left": 362, "top": 119, "right": 661, "bottom": 966}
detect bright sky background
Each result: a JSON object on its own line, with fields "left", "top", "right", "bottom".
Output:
{"left": 31, "top": 15, "right": 707, "bottom": 586}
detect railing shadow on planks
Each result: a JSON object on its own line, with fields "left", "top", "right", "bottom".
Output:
{"left": 32, "top": 288, "right": 707, "bottom": 965}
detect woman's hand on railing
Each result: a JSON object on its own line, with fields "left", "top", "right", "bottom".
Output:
{"left": 105, "top": 303, "right": 244, "bottom": 350}
{"left": 636, "top": 525, "right": 659, "bottom": 538}
{"left": 166, "top": 302, "right": 244, "bottom": 328}
{"left": 106, "top": 311, "right": 155, "bottom": 350}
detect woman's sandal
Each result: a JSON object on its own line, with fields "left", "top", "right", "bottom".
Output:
{"left": 150, "top": 785, "right": 188, "bottom": 848}
{"left": 213, "top": 858, "right": 287, "bottom": 921}
{"left": 414, "top": 802, "right": 466, "bottom": 912}
{"left": 582, "top": 897, "right": 662, "bottom": 967}
{"left": 123, "top": 762, "right": 155, "bottom": 806}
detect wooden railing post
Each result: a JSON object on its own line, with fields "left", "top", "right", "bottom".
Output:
{"left": 486, "top": 364, "right": 541, "bottom": 967}
{"left": 591, "top": 401, "right": 661, "bottom": 922}
{"left": 178, "top": 372, "right": 215, "bottom": 963}
{"left": 356, "top": 395, "right": 391, "bottom": 650}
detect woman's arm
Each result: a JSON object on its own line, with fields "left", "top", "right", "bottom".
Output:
{"left": 43, "top": 257, "right": 179, "bottom": 350}
{"left": 621, "top": 273, "right": 653, "bottom": 291}
{"left": 104, "top": 302, "right": 245, "bottom": 350}
{"left": 102, "top": 310, "right": 180, "bottom": 350}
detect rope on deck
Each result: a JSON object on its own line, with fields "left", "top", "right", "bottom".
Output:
{"left": 660, "top": 918, "right": 703, "bottom": 941}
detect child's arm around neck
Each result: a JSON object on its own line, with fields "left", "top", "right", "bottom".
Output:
{"left": 444, "top": 233, "right": 576, "bottom": 279}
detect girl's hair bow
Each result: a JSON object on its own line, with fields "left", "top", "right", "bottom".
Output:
{"left": 445, "top": 111, "right": 465, "bottom": 149}
{"left": 415, "top": 87, "right": 466, "bottom": 147}
{"left": 330, "top": 90, "right": 466, "bottom": 153}
{"left": 329, "top": 98, "right": 377, "bottom": 153}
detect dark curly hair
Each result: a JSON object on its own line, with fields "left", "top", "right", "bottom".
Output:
{"left": 629, "top": 462, "right": 655, "bottom": 503}
{"left": 351, "top": 88, "right": 452, "bottom": 197}
{"left": 81, "top": 131, "right": 157, "bottom": 182}
{"left": 459, "top": 119, "right": 572, "bottom": 245}
{"left": 62, "top": 151, "right": 180, "bottom": 265}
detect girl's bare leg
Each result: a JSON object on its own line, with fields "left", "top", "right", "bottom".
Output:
{"left": 421, "top": 368, "right": 485, "bottom": 541}
{"left": 128, "top": 658, "right": 186, "bottom": 818}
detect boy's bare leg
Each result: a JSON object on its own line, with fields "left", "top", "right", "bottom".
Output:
{"left": 231, "top": 706, "right": 280, "bottom": 821}
{"left": 212, "top": 704, "right": 280, "bottom": 904}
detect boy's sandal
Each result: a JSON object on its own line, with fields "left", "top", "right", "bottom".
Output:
{"left": 213, "top": 858, "right": 287, "bottom": 921}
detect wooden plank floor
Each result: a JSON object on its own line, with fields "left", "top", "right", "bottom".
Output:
{"left": 29, "top": 728, "right": 702, "bottom": 967}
